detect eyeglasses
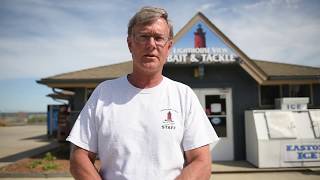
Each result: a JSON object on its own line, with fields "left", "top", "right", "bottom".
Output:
{"left": 133, "top": 34, "right": 170, "bottom": 47}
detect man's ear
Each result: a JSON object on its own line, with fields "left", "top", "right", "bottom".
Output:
{"left": 127, "top": 36, "right": 132, "bottom": 53}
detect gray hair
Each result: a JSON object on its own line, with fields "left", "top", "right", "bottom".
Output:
{"left": 128, "top": 6, "right": 173, "bottom": 39}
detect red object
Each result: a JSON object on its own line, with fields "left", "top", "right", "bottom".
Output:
{"left": 167, "top": 111, "right": 172, "bottom": 121}
{"left": 194, "top": 24, "right": 206, "bottom": 48}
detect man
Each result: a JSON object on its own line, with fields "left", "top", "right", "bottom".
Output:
{"left": 67, "top": 6, "right": 219, "bottom": 180}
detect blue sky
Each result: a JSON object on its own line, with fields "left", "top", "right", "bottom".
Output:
{"left": 0, "top": 0, "right": 319, "bottom": 112}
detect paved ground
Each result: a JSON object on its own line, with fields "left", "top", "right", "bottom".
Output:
{"left": 212, "top": 171, "right": 320, "bottom": 180}
{"left": 0, "top": 124, "right": 59, "bottom": 168}
{"left": 0, "top": 171, "right": 319, "bottom": 180}
{"left": 0, "top": 125, "right": 319, "bottom": 180}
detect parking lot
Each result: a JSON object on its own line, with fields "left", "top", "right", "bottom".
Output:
{"left": 0, "top": 124, "right": 59, "bottom": 168}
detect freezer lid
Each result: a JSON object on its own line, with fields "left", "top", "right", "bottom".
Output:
{"left": 309, "top": 110, "right": 320, "bottom": 138}
{"left": 265, "top": 111, "right": 297, "bottom": 139}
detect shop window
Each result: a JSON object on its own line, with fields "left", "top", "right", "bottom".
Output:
{"left": 205, "top": 95, "right": 227, "bottom": 137}
{"left": 282, "top": 85, "right": 289, "bottom": 97}
{"left": 260, "top": 84, "right": 313, "bottom": 107}
{"left": 282, "top": 84, "right": 312, "bottom": 105}
{"left": 289, "top": 84, "right": 311, "bottom": 97}
{"left": 260, "top": 85, "right": 280, "bottom": 106}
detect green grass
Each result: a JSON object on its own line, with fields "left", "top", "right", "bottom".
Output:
{"left": 27, "top": 159, "right": 42, "bottom": 169}
{"left": 42, "top": 161, "right": 58, "bottom": 171}
{"left": 28, "top": 152, "right": 58, "bottom": 171}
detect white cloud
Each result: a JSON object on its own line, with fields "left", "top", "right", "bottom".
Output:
{"left": 0, "top": 0, "right": 319, "bottom": 80}
{"left": 205, "top": 0, "right": 320, "bottom": 67}
{"left": 0, "top": 0, "right": 132, "bottom": 79}
{"left": 0, "top": 35, "right": 130, "bottom": 79}
{"left": 1, "top": 0, "right": 319, "bottom": 112}
{"left": 197, "top": 3, "right": 217, "bottom": 12}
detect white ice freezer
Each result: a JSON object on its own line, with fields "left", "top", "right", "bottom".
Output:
{"left": 245, "top": 109, "right": 320, "bottom": 168}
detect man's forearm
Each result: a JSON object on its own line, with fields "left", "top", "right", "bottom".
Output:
{"left": 175, "top": 159, "right": 211, "bottom": 180}
{"left": 70, "top": 146, "right": 102, "bottom": 180}
{"left": 175, "top": 145, "right": 212, "bottom": 180}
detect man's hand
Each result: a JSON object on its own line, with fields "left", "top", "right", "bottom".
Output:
{"left": 69, "top": 144, "right": 102, "bottom": 180}
{"left": 175, "top": 145, "right": 212, "bottom": 180}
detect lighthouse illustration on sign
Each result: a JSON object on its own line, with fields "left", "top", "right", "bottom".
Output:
{"left": 168, "top": 21, "right": 237, "bottom": 64}
{"left": 194, "top": 24, "right": 206, "bottom": 48}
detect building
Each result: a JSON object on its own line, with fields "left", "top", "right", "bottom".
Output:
{"left": 38, "top": 12, "right": 320, "bottom": 161}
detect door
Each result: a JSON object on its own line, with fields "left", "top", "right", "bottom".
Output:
{"left": 193, "top": 88, "right": 234, "bottom": 161}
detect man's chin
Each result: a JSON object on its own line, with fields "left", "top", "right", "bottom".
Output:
{"left": 139, "top": 63, "right": 161, "bottom": 74}
{"left": 133, "top": 60, "right": 163, "bottom": 74}
{"left": 141, "top": 61, "right": 158, "bottom": 69}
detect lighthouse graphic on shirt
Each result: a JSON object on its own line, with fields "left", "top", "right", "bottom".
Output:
{"left": 166, "top": 111, "right": 172, "bottom": 122}
{"left": 161, "top": 110, "right": 176, "bottom": 130}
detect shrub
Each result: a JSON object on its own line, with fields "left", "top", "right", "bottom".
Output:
{"left": 42, "top": 161, "right": 58, "bottom": 171}
{"left": 43, "top": 152, "right": 56, "bottom": 161}
{"left": 28, "top": 160, "right": 42, "bottom": 169}
{"left": 27, "top": 152, "right": 58, "bottom": 171}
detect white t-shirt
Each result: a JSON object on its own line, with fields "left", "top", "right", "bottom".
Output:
{"left": 67, "top": 75, "right": 219, "bottom": 180}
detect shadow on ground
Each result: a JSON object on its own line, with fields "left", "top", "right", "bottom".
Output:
{"left": 0, "top": 142, "right": 66, "bottom": 162}
{"left": 21, "top": 134, "right": 52, "bottom": 141}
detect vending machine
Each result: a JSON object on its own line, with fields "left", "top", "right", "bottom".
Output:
{"left": 245, "top": 98, "right": 320, "bottom": 168}
{"left": 47, "top": 104, "right": 69, "bottom": 141}
{"left": 47, "top": 105, "right": 60, "bottom": 137}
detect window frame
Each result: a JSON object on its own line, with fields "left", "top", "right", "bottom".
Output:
{"left": 259, "top": 84, "right": 313, "bottom": 108}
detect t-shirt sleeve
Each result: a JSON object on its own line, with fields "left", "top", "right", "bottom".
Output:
{"left": 182, "top": 88, "right": 219, "bottom": 151}
{"left": 66, "top": 85, "right": 101, "bottom": 153}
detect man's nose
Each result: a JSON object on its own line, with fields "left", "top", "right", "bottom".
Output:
{"left": 145, "top": 37, "right": 157, "bottom": 48}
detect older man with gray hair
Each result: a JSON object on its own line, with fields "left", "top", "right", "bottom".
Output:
{"left": 67, "top": 6, "right": 219, "bottom": 180}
